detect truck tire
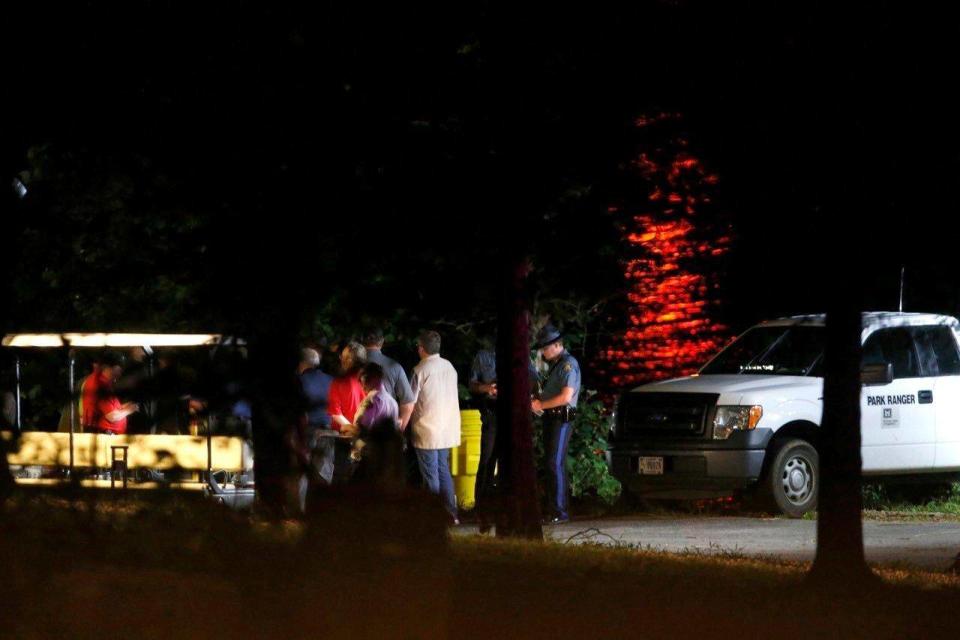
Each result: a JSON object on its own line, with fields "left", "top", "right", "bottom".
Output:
{"left": 766, "top": 439, "right": 818, "bottom": 517}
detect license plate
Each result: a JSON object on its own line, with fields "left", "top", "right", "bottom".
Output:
{"left": 639, "top": 456, "right": 664, "bottom": 475}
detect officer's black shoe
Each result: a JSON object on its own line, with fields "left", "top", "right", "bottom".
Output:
{"left": 541, "top": 515, "right": 570, "bottom": 526}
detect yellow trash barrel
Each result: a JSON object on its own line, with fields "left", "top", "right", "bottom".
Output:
{"left": 450, "top": 409, "right": 483, "bottom": 509}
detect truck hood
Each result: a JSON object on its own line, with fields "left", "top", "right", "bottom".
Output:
{"left": 632, "top": 374, "right": 821, "bottom": 397}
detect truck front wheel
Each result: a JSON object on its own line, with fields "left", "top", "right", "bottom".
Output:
{"left": 766, "top": 439, "right": 818, "bottom": 517}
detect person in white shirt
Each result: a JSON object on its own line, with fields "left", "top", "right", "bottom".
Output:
{"left": 409, "top": 330, "right": 461, "bottom": 523}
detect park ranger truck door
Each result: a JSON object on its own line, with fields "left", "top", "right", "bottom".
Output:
{"left": 909, "top": 325, "right": 960, "bottom": 470}
{"left": 860, "top": 326, "right": 935, "bottom": 472}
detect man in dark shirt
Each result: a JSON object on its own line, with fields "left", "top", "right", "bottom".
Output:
{"left": 296, "top": 348, "right": 335, "bottom": 511}
{"left": 469, "top": 347, "right": 498, "bottom": 532}
{"left": 362, "top": 328, "right": 420, "bottom": 489}
{"left": 299, "top": 348, "right": 333, "bottom": 429}
{"left": 362, "top": 328, "right": 415, "bottom": 430}
{"left": 469, "top": 342, "right": 540, "bottom": 532}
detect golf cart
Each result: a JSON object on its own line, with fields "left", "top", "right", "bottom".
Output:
{"left": 1, "top": 332, "right": 255, "bottom": 507}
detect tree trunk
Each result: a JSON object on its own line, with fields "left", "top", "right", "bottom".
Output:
{"left": 808, "top": 296, "right": 876, "bottom": 584}
{"left": 249, "top": 327, "right": 301, "bottom": 519}
{"left": 494, "top": 254, "right": 543, "bottom": 540}
{"left": 805, "top": 0, "right": 880, "bottom": 586}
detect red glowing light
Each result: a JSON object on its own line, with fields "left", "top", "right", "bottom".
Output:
{"left": 597, "top": 115, "right": 732, "bottom": 390}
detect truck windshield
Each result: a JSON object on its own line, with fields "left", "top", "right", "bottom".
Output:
{"left": 700, "top": 326, "right": 825, "bottom": 376}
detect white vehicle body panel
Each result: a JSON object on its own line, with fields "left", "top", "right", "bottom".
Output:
{"left": 626, "top": 312, "right": 960, "bottom": 477}
{"left": 860, "top": 374, "right": 936, "bottom": 473}
{"left": 934, "top": 376, "right": 960, "bottom": 470}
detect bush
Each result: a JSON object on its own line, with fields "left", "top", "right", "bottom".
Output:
{"left": 863, "top": 481, "right": 960, "bottom": 510}
{"left": 533, "top": 390, "right": 622, "bottom": 505}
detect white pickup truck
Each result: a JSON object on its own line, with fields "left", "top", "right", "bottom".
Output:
{"left": 607, "top": 312, "right": 960, "bottom": 516}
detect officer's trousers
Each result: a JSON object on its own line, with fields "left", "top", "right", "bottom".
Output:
{"left": 473, "top": 408, "right": 497, "bottom": 523}
{"left": 543, "top": 418, "right": 573, "bottom": 519}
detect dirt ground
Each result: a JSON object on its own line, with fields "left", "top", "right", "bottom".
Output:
{"left": 3, "top": 492, "right": 960, "bottom": 639}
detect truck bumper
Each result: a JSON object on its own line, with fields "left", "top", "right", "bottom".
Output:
{"left": 608, "top": 445, "right": 768, "bottom": 500}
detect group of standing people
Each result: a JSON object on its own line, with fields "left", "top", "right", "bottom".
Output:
{"left": 295, "top": 329, "right": 462, "bottom": 522}
{"left": 297, "top": 323, "right": 581, "bottom": 528}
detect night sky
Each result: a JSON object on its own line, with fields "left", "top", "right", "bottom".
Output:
{"left": 4, "top": 2, "right": 959, "bottom": 337}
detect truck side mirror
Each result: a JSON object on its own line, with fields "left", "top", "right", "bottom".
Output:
{"left": 861, "top": 362, "right": 894, "bottom": 386}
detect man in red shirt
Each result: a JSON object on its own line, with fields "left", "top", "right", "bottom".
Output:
{"left": 326, "top": 341, "right": 366, "bottom": 484}
{"left": 81, "top": 353, "right": 138, "bottom": 434}
{"left": 327, "top": 341, "right": 367, "bottom": 431}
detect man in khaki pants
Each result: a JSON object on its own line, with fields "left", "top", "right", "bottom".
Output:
{"left": 408, "top": 330, "right": 461, "bottom": 524}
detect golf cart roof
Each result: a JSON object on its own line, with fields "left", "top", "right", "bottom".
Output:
{"left": 1, "top": 333, "right": 231, "bottom": 348}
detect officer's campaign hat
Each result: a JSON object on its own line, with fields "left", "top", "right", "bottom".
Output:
{"left": 533, "top": 324, "right": 563, "bottom": 349}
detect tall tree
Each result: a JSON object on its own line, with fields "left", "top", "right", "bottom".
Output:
{"left": 494, "top": 255, "right": 542, "bottom": 538}
{"left": 807, "top": 1, "right": 877, "bottom": 585}
{"left": 810, "top": 294, "right": 874, "bottom": 583}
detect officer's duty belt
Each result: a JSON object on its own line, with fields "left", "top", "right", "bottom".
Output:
{"left": 543, "top": 406, "right": 576, "bottom": 421}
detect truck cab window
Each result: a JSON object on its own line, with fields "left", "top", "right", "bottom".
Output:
{"left": 862, "top": 328, "right": 920, "bottom": 379}
{"left": 910, "top": 326, "right": 960, "bottom": 376}
{"left": 700, "top": 326, "right": 824, "bottom": 376}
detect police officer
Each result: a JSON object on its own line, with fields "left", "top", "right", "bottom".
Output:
{"left": 531, "top": 324, "right": 581, "bottom": 525}
{"left": 468, "top": 344, "right": 499, "bottom": 533}
{"left": 470, "top": 336, "right": 542, "bottom": 532}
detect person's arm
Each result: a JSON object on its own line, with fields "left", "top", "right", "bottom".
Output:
{"left": 398, "top": 402, "right": 414, "bottom": 432}
{"left": 342, "top": 394, "right": 372, "bottom": 438}
{"left": 469, "top": 380, "right": 497, "bottom": 396}
{"left": 404, "top": 369, "right": 422, "bottom": 432}
{"left": 104, "top": 402, "right": 139, "bottom": 423}
{"left": 531, "top": 360, "right": 578, "bottom": 412}
{"left": 532, "top": 387, "right": 574, "bottom": 412}
{"left": 327, "top": 379, "right": 349, "bottom": 429}
{"left": 391, "top": 364, "right": 417, "bottom": 431}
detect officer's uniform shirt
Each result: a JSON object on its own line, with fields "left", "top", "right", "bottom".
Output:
{"left": 469, "top": 350, "right": 497, "bottom": 385}
{"left": 470, "top": 349, "right": 541, "bottom": 388}
{"left": 541, "top": 350, "right": 581, "bottom": 408}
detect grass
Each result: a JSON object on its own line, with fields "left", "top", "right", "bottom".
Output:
{"left": 580, "top": 481, "right": 960, "bottom": 522}
{"left": 861, "top": 481, "right": 960, "bottom": 518}
{"left": 3, "top": 490, "right": 960, "bottom": 639}
{"left": 799, "top": 481, "right": 960, "bottom": 521}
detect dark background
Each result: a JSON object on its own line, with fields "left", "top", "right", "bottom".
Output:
{"left": 3, "top": 1, "right": 958, "bottom": 341}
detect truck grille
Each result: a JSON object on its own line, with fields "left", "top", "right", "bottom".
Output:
{"left": 617, "top": 392, "right": 718, "bottom": 439}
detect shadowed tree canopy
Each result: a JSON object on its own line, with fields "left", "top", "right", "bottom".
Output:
{"left": 1, "top": 2, "right": 726, "bottom": 336}
{"left": 6, "top": 1, "right": 959, "bottom": 334}
{"left": 3, "top": 1, "right": 960, "bottom": 552}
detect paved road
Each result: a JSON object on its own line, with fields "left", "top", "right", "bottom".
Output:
{"left": 457, "top": 516, "right": 960, "bottom": 570}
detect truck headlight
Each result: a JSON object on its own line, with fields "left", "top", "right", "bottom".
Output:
{"left": 713, "top": 405, "right": 763, "bottom": 440}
